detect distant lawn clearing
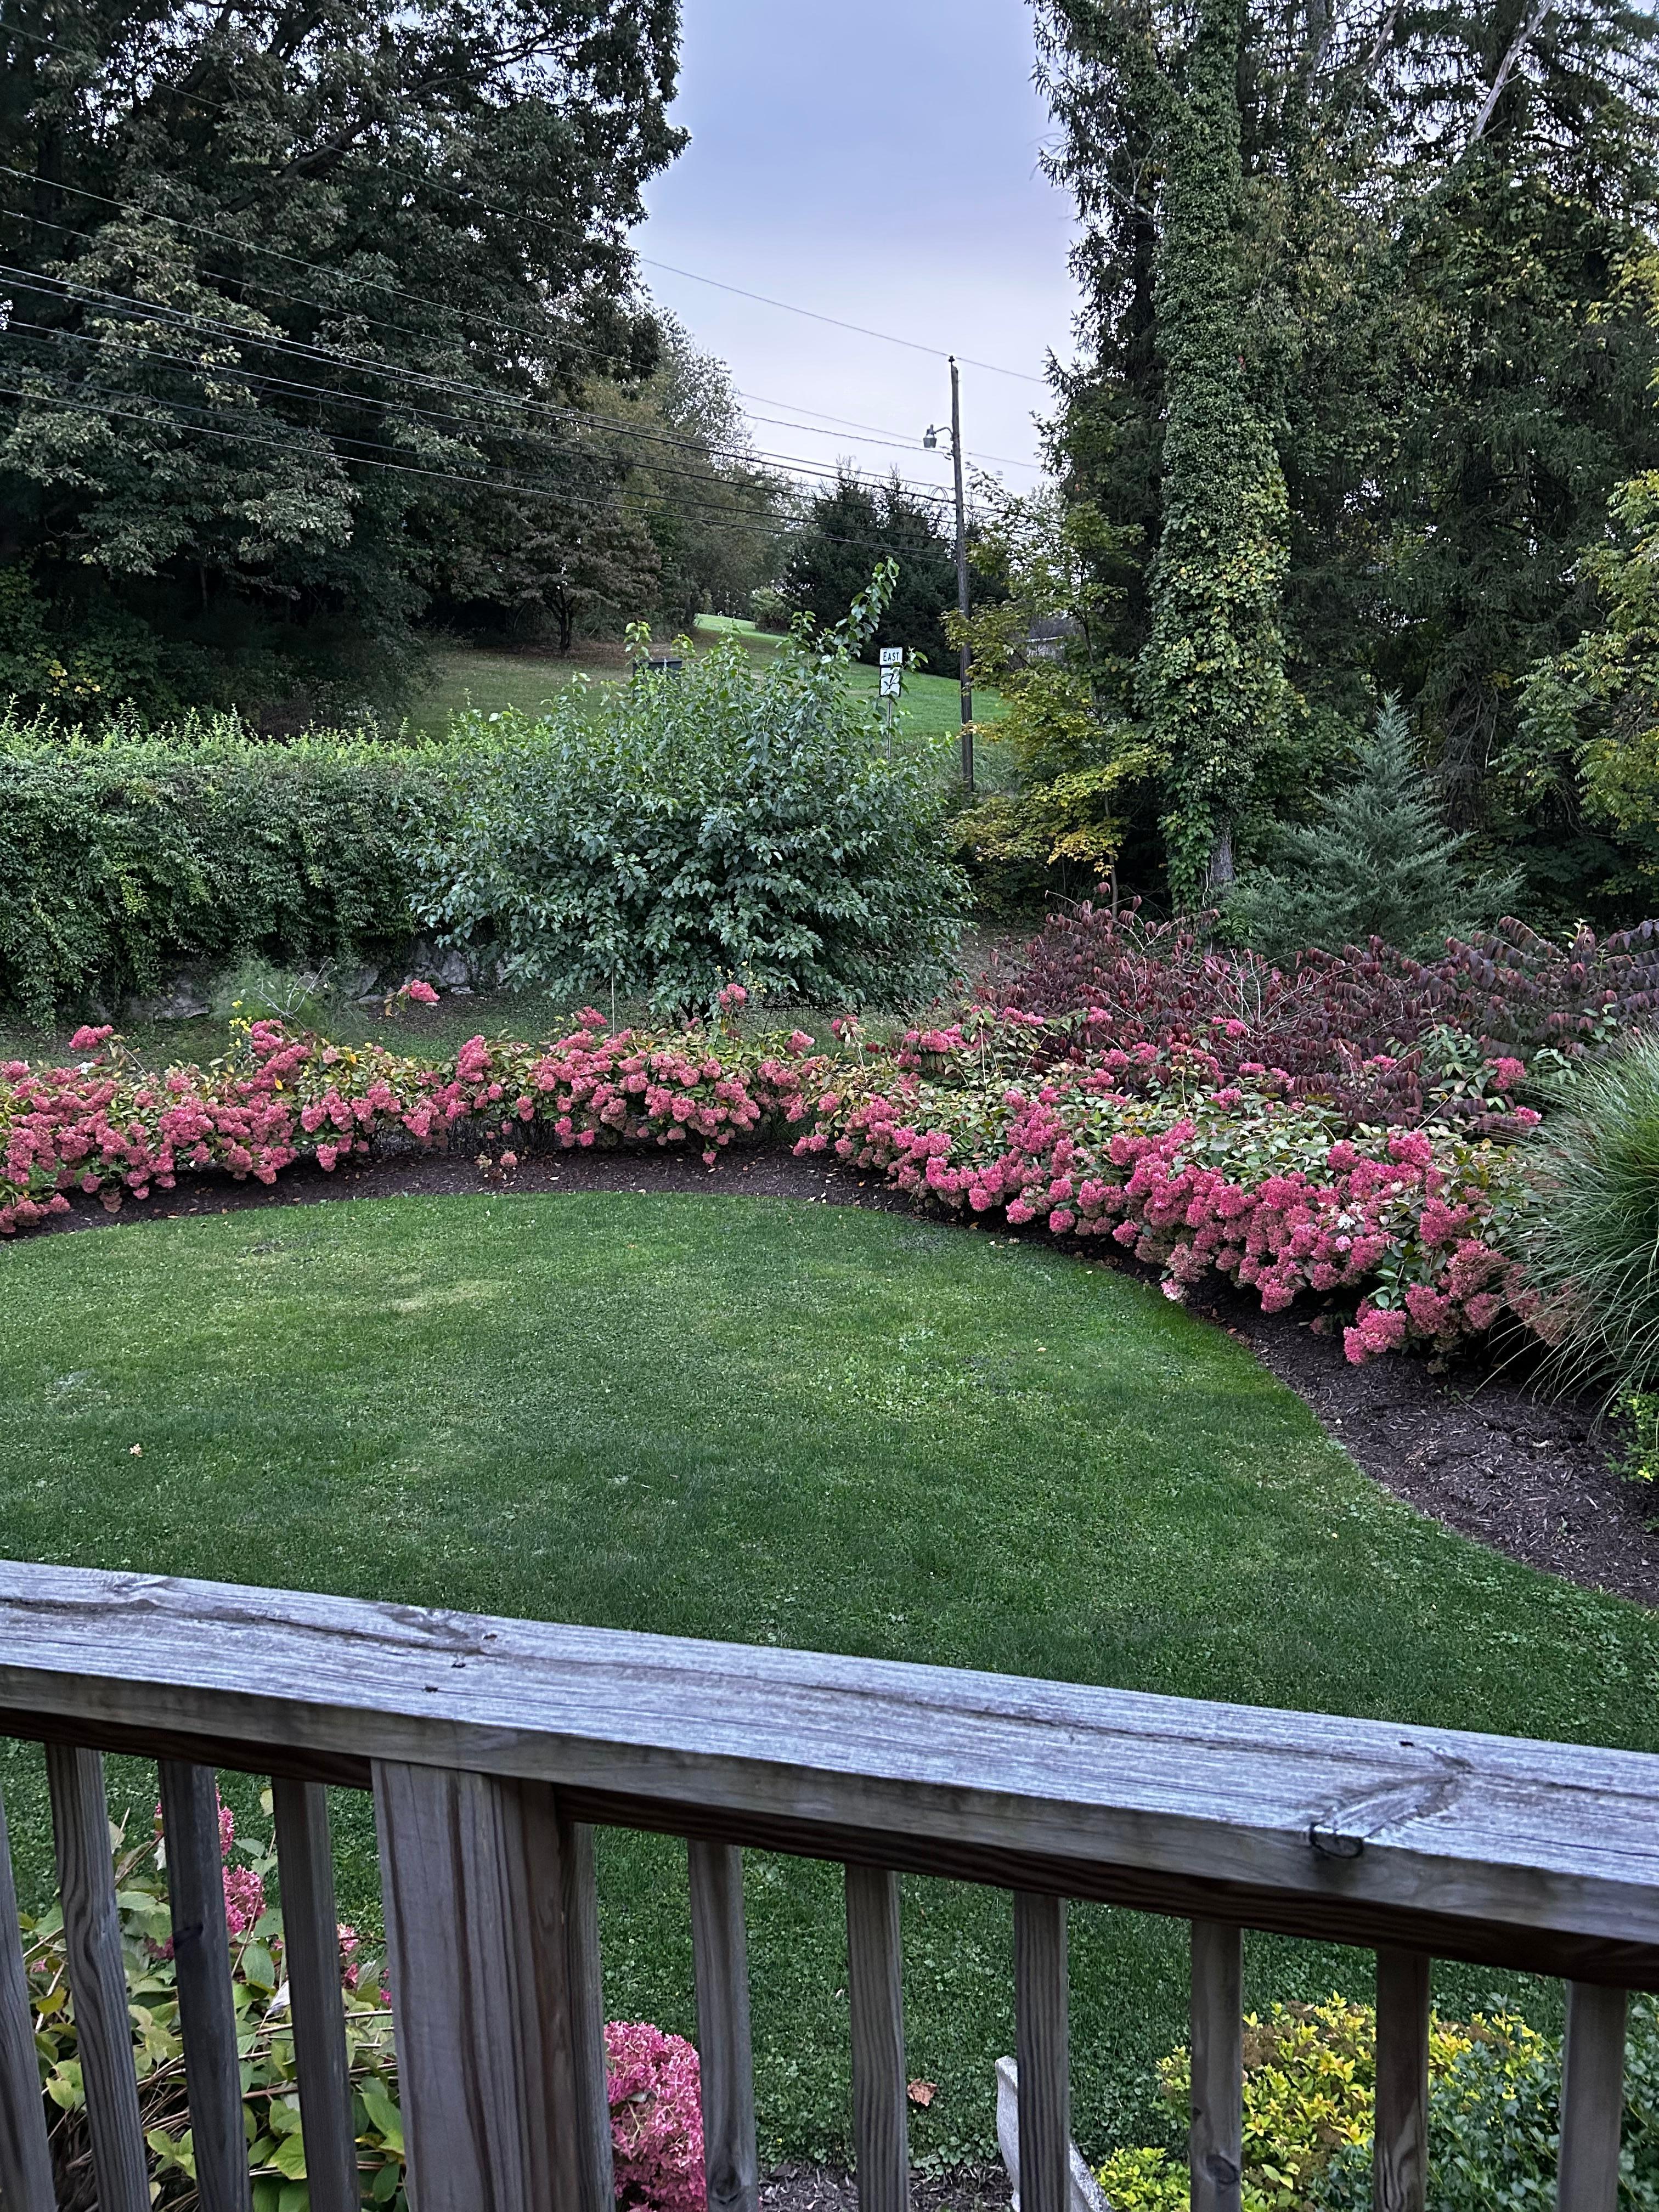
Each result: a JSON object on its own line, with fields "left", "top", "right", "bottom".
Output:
{"left": 2, "top": 1192, "right": 1651, "bottom": 2160}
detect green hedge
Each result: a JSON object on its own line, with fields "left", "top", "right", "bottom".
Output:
{"left": 0, "top": 712, "right": 445, "bottom": 1026}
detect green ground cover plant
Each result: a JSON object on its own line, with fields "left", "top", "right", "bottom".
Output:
{"left": 2, "top": 1192, "right": 1656, "bottom": 2162}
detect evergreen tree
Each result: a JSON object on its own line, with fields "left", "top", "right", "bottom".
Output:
{"left": 780, "top": 470, "right": 960, "bottom": 669}
{"left": 1225, "top": 697, "right": 1518, "bottom": 957}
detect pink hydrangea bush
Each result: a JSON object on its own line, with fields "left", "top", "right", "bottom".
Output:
{"left": 0, "top": 1017, "right": 828, "bottom": 1233}
{"left": 606, "top": 2020, "right": 706, "bottom": 2212}
{"left": 794, "top": 1013, "right": 1542, "bottom": 1365}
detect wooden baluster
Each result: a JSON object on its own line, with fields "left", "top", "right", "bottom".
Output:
{"left": 845, "top": 1864, "right": 909, "bottom": 2212}
{"left": 158, "top": 1760, "right": 252, "bottom": 2212}
{"left": 1373, "top": 1950, "right": 1430, "bottom": 2212}
{"left": 46, "top": 1742, "right": 148, "bottom": 2212}
{"left": 1013, "top": 1893, "right": 1069, "bottom": 2212}
{"left": 1189, "top": 1920, "right": 1243, "bottom": 2212}
{"left": 0, "top": 1784, "right": 55, "bottom": 2212}
{"left": 1557, "top": 1983, "right": 1628, "bottom": 2212}
{"left": 560, "top": 1813, "right": 615, "bottom": 2212}
{"left": 272, "top": 1778, "right": 360, "bottom": 2212}
{"left": 688, "top": 1840, "right": 758, "bottom": 2212}
{"left": 373, "top": 1760, "right": 590, "bottom": 2212}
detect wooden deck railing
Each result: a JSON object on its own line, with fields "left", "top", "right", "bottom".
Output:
{"left": 0, "top": 1561, "right": 1652, "bottom": 2212}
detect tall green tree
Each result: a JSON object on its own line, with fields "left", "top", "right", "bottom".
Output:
{"left": 0, "top": 0, "right": 684, "bottom": 714}
{"left": 1036, "top": 0, "right": 1659, "bottom": 922}
{"left": 780, "top": 469, "right": 961, "bottom": 670}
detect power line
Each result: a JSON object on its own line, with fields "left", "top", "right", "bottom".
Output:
{"left": 633, "top": 256, "right": 1050, "bottom": 386}
{"left": 734, "top": 387, "right": 1046, "bottom": 473}
{"left": 0, "top": 259, "right": 969, "bottom": 508}
{"left": 0, "top": 377, "right": 969, "bottom": 560}
{"left": 1, "top": 26, "right": 1054, "bottom": 388}
{"left": 0, "top": 195, "right": 975, "bottom": 500}
{"left": 0, "top": 314, "right": 963, "bottom": 524}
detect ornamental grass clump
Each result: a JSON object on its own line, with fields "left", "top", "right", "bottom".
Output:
{"left": 1519, "top": 1033, "right": 1659, "bottom": 1404}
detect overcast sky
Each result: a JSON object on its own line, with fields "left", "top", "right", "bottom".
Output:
{"left": 629, "top": 0, "right": 1080, "bottom": 510}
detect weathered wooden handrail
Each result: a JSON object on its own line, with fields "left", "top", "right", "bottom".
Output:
{"left": 0, "top": 1559, "right": 1650, "bottom": 2211}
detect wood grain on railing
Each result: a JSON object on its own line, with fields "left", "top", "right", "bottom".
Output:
{"left": 375, "top": 1760, "right": 591, "bottom": 2212}
{"left": 1, "top": 1566, "right": 1657, "bottom": 1985}
{"left": 689, "top": 1839, "right": 758, "bottom": 2212}
{"left": 845, "top": 1863, "right": 909, "bottom": 2212}
{"left": 1013, "top": 1892, "right": 1069, "bottom": 2212}
{"left": 270, "top": 1776, "right": 360, "bottom": 2212}
{"left": 1189, "top": 1920, "right": 1242, "bottom": 2212}
{"left": 45, "top": 1742, "right": 148, "bottom": 2212}
{"left": 158, "top": 1759, "right": 252, "bottom": 2212}
{"left": 1373, "top": 1947, "right": 1430, "bottom": 2212}
{"left": 0, "top": 1786, "right": 55, "bottom": 2212}
{"left": 1558, "top": 1981, "right": 1629, "bottom": 2212}
{"left": 560, "top": 1813, "right": 617, "bottom": 2212}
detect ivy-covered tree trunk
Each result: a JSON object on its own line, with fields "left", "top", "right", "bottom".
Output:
{"left": 1133, "top": 0, "right": 1290, "bottom": 909}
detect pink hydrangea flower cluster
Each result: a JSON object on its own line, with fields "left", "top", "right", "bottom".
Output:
{"left": 150, "top": 1790, "right": 267, "bottom": 1948}
{"left": 795, "top": 1028, "right": 1538, "bottom": 1364}
{"left": 0, "top": 1018, "right": 828, "bottom": 1234}
{"left": 605, "top": 2019, "right": 706, "bottom": 2212}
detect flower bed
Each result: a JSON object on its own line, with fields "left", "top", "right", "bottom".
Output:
{"left": 0, "top": 999, "right": 828, "bottom": 1236}
{"left": 795, "top": 1015, "right": 1540, "bottom": 1364}
{"left": 0, "top": 990, "right": 1551, "bottom": 1364}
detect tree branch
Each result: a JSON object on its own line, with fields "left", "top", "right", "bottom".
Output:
{"left": 1469, "top": 0, "right": 1554, "bottom": 143}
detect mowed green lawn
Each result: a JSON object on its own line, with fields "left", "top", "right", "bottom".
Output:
{"left": 409, "top": 626, "right": 1018, "bottom": 786}
{"left": 2, "top": 1193, "right": 1651, "bottom": 2161}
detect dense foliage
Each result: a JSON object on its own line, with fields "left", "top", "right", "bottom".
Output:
{"left": 412, "top": 619, "right": 969, "bottom": 1011}
{"left": 1032, "top": 0, "right": 1659, "bottom": 924}
{"left": 18, "top": 1787, "right": 703, "bottom": 2210}
{"left": 1221, "top": 698, "right": 1517, "bottom": 960}
{"left": 778, "top": 471, "right": 962, "bottom": 672}
{"left": 1099, "top": 1995, "right": 1659, "bottom": 2211}
{"left": 0, "top": 709, "right": 439, "bottom": 1025}
{"left": 0, "top": 0, "right": 725, "bottom": 714}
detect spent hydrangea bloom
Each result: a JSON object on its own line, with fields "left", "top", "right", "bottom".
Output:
{"left": 398, "top": 979, "right": 440, "bottom": 1007}
{"left": 606, "top": 2021, "right": 705, "bottom": 2212}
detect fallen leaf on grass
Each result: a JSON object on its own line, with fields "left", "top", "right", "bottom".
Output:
{"left": 907, "top": 2080, "right": 937, "bottom": 2107}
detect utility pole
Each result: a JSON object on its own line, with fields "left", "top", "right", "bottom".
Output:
{"left": 949, "top": 355, "right": 973, "bottom": 791}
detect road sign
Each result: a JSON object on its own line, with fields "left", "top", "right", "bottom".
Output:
{"left": 879, "top": 646, "right": 903, "bottom": 667}
{"left": 879, "top": 666, "right": 902, "bottom": 698}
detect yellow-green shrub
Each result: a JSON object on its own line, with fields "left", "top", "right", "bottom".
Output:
{"left": 1096, "top": 1998, "right": 1548, "bottom": 2212}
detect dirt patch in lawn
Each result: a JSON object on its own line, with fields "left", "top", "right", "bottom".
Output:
{"left": 18, "top": 1138, "right": 1656, "bottom": 1607}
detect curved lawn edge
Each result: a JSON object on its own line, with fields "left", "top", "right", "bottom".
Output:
{"left": 7, "top": 1137, "right": 1646, "bottom": 1610}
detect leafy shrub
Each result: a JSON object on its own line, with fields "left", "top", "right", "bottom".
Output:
{"left": 0, "top": 708, "right": 443, "bottom": 1026}
{"left": 24, "top": 1790, "right": 405, "bottom": 2208}
{"left": 1517, "top": 1034, "right": 1659, "bottom": 1400}
{"left": 999, "top": 902, "right": 1659, "bottom": 1124}
{"left": 23, "top": 1788, "right": 704, "bottom": 2210}
{"left": 411, "top": 628, "right": 968, "bottom": 1013}
{"left": 1099, "top": 1998, "right": 1571, "bottom": 2212}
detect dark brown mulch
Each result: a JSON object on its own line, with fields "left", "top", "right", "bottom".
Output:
{"left": 1182, "top": 1280, "right": 1659, "bottom": 1607}
{"left": 760, "top": 2164, "right": 1009, "bottom": 2212}
{"left": 14, "top": 1140, "right": 1656, "bottom": 1608}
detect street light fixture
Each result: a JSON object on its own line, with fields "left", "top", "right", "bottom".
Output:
{"left": 922, "top": 358, "right": 973, "bottom": 790}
